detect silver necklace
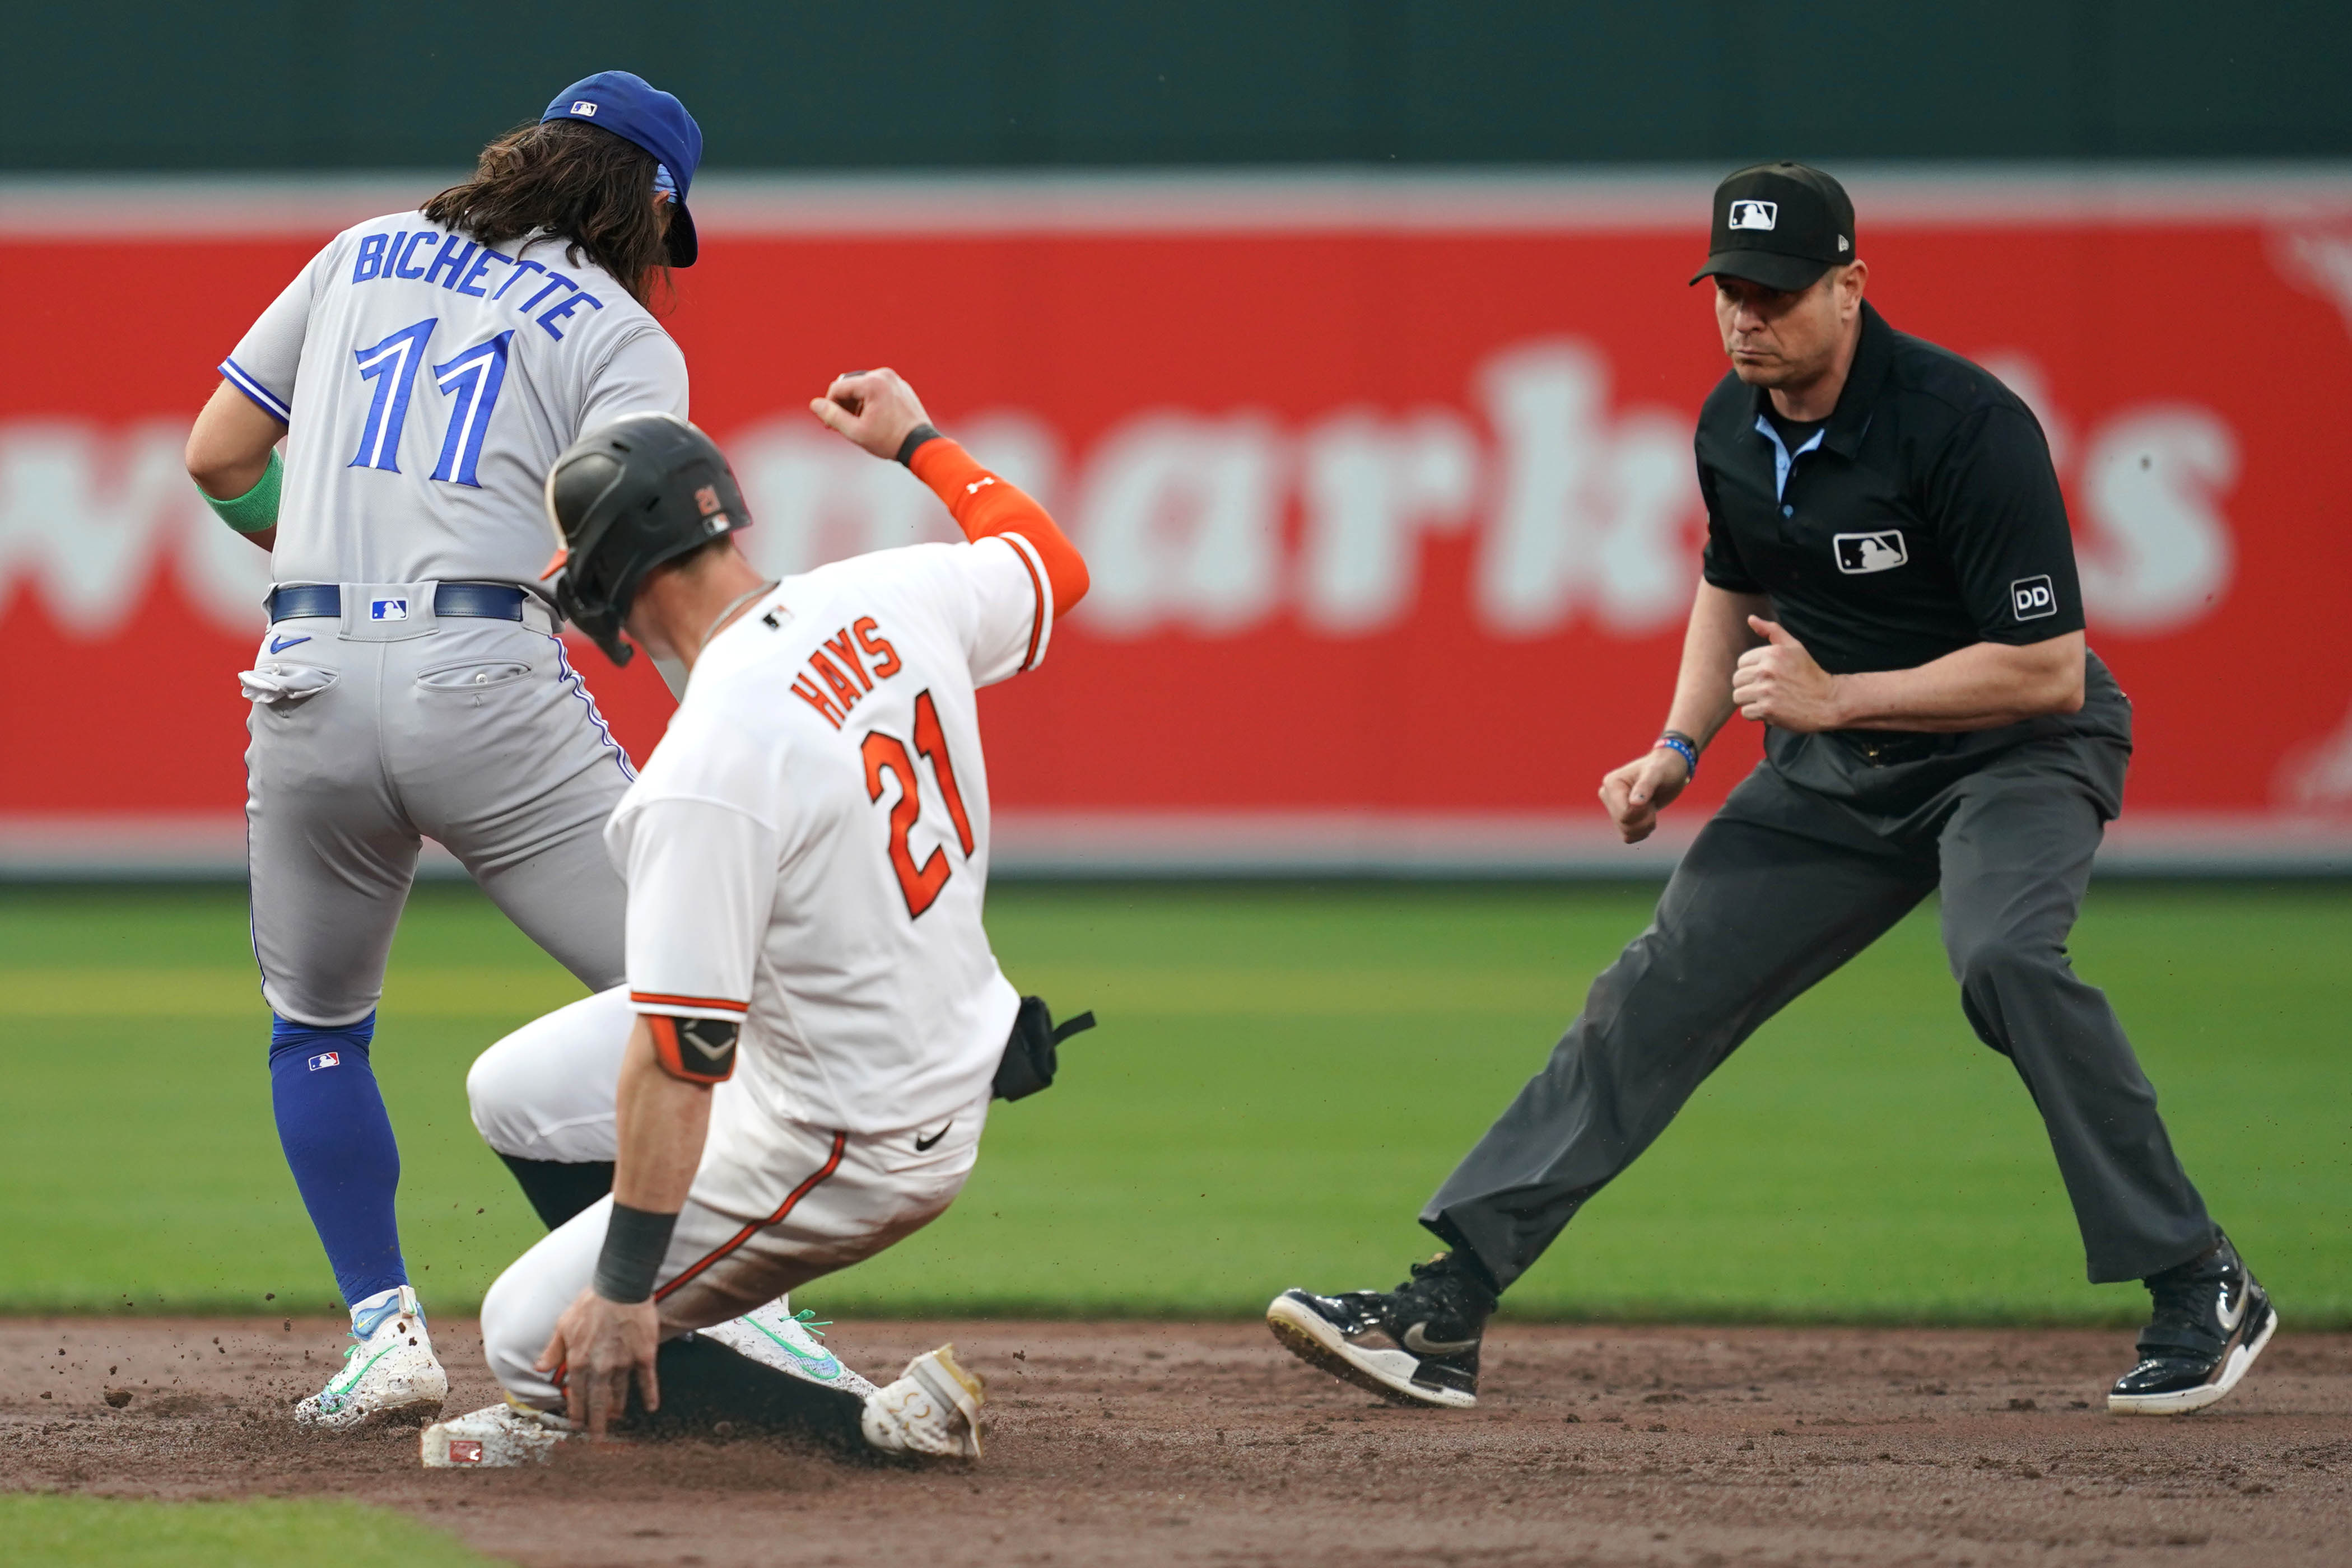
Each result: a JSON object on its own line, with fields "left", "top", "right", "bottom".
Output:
{"left": 698, "top": 579, "right": 780, "bottom": 655}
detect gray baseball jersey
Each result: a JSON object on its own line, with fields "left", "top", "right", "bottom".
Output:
{"left": 229, "top": 211, "right": 686, "bottom": 1028}
{"left": 223, "top": 211, "right": 688, "bottom": 592}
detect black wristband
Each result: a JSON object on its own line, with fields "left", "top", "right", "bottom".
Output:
{"left": 894, "top": 422, "right": 942, "bottom": 467}
{"left": 593, "top": 1202, "right": 678, "bottom": 1304}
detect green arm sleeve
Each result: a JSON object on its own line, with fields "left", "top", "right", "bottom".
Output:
{"left": 199, "top": 449, "right": 282, "bottom": 534}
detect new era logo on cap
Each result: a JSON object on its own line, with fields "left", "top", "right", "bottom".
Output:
{"left": 1729, "top": 200, "right": 1778, "bottom": 231}
{"left": 570, "top": 100, "right": 598, "bottom": 116}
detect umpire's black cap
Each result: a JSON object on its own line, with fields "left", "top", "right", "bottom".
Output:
{"left": 542, "top": 412, "right": 749, "bottom": 666}
{"left": 1689, "top": 162, "right": 1857, "bottom": 292}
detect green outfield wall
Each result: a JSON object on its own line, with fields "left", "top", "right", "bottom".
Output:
{"left": 12, "top": 1, "right": 2349, "bottom": 172}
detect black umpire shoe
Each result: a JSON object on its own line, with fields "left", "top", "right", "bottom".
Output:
{"left": 1266, "top": 1252, "right": 1497, "bottom": 1408}
{"left": 2108, "top": 1234, "right": 2278, "bottom": 1416}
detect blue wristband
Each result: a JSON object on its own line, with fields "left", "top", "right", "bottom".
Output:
{"left": 1656, "top": 734, "right": 1698, "bottom": 779}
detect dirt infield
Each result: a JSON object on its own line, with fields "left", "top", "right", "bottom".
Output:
{"left": 4, "top": 1316, "right": 2346, "bottom": 1566}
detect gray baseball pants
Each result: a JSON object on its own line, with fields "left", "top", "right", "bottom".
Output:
{"left": 1424, "top": 665, "right": 2217, "bottom": 1289}
{"left": 243, "top": 586, "right": 634, "bottom": 1026}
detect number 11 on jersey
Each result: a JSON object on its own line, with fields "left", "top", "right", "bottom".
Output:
{"left": 348, "top": 317, "right": 514, "bottom": 486}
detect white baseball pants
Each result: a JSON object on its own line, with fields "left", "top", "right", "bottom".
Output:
{"left": 469, "top": 988, "right": 988, "bottom": 1408}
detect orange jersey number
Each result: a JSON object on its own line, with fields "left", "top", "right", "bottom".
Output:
{"left": 861, "top": 689, "right": 974, "bottom": 919}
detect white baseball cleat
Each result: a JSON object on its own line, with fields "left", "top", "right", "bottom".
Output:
{"left": 421, "top": 1401, "right": 579, "bottom": 1468}
{"left": 860, "top": 1345, "right": 984, "bottom": 1459}
{"left": 295, "top": 1285, "right": 449, "bottom": 1432}
{"left": 698, "top": 1298, "right": 879, "bottom": 1398}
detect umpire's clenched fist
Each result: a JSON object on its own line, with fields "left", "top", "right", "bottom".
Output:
{"left": 1600, "top": 746, "right": 1693, "bottom": 844}
{"left": 1732, "top": 616, "right": 1845, "bottom": 732}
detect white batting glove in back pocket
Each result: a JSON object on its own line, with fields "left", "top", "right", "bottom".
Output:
{"left": 238, "top": 664, "right": 339, "bottom": 706}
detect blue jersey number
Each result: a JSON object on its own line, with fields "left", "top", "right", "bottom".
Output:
{"left": 349, "top": 319, "right": 436, "bottom": 472}
{"left": 429, "top": 330, "right": 513, "bottom": 488}
{"left": 350, "top": 318, "right": 513, "bottom": 484}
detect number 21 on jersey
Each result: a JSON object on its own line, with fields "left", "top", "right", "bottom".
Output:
{"left": 862, "top": 690, "right": 976, "bottom": 919}
{"left": 349, "top": 317, "right": 514, "bottom": 487}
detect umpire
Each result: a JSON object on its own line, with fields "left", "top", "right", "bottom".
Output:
{"left": 1268, "top": 162, "right": 2275, "bottom": 1418}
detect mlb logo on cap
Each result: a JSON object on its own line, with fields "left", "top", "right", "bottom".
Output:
{"left": 570, "top": 100, "right": 598, "bottom": 116}
{"left": 308, "top": 1051, "right": 342, "bottom": 1071}
{"left": 1729, "top": 200, "right": 1778, "bottom": 231}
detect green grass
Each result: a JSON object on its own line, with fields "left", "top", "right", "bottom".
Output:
{"left": 3, "top": 1494, "right": 496, "bottom": 1566}
{"left": 0, "top": 881, "right": 2345, "bottom": 1326}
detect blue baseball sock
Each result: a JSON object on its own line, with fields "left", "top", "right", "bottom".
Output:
{"left": 268, "top": 1013, "right": 408, "bottom": 1310}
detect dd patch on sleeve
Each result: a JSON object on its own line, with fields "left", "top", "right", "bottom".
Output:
{"left": 2010, "top": 575, "right": 2057, "bottom": 620}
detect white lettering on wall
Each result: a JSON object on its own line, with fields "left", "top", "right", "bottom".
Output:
{"left": 2, "top": 338, "right": 2242, "bottom": 645}
{"left": 0, "top": 421, "right": 269, "bottom": 637}
{"left": 1296, "top": 408, "right": 1476, "bottom": 634}
{"left": 1075, "top": 412, "right": 1284, "bottom": 637}
{"left": 1473, "top": 342, "right": 1702, "bottom": 637}
{"left": 2076, "top": 409, "right": 2237, "bottom": 632}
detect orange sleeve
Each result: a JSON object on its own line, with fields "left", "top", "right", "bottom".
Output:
{"left": 907, "top": 436, "right": 1089, "bottom": 615}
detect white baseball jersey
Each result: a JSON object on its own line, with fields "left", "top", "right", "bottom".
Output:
{"left": 606, "top": 533, "right": 1056, "bottom": 1135}
{"left": 222, "top": 210, "right": 688, "bottom": 592}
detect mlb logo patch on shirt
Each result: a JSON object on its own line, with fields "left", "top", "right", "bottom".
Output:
{"left": 308, "top": 1051, "right": 341, "bottom": 1071}
{"left": 1833, "top": 531, "right": 1907, "bottom": 575}
{"left": 2011, "top": 575, "right": 2058, "bottom": 620}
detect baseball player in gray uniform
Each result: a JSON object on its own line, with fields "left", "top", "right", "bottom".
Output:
{"left": 181, "top": 70, "right": 720, "bottom": 1431}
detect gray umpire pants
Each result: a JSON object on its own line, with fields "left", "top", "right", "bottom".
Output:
{"left": 243, "top": 587, "right": 634, "bottom": 1028}
{"left": 1424, "top": 656, "right": 2216, "bottom": 1288}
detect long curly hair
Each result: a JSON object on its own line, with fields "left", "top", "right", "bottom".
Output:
{"left": 422, "top": 119, "right": 672, "bottom": 311}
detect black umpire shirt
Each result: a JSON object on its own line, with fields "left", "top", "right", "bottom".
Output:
{"left": 1696, "top": 301, "right": 2086, "bottom": 678}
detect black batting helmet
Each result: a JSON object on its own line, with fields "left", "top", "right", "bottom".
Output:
{"left": 542, "top": 412, "right": 749, "bottom": 665}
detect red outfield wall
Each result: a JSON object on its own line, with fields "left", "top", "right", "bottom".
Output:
{"left": 4, "top": 172, "right": 2351, "bottom": 871}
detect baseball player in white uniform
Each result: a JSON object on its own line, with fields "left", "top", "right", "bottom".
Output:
{"left": 179, "top": 71, "right": 719, "bottom": 1431}
{"left": 419, "top": 370, "right": 1091, "bottom": 1467}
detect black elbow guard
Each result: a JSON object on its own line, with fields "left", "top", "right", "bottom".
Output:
{"left": 649, "top": 1014, "right": 739, "bottom": 1085}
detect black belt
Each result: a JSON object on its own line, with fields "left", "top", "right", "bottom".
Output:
{"left": 267, "top": 583, "right": 531, "bottom": 623}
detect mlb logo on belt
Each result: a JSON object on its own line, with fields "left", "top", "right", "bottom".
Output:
{"left": 1729, "top": 199, "right": 1778, "bottom": 231}
{"left": 307, "top": 1051, "right": 341, "bottom": 1071}
{"left": 2011, "top": 575, "right": 2058, "bottom": 619}
{"left": 1833, "top": 530, "right": 1907, "bottom": 575}
{"left": 371, "top": 598, "right": 409, "bottom": 621}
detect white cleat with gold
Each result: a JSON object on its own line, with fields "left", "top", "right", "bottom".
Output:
{"left": 860, "top": 1345, "right": 984, "bottom": 1459}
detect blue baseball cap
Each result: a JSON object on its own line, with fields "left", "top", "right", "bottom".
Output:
{"left": 542, "top": 71, "right": 703, "bottom": 267}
